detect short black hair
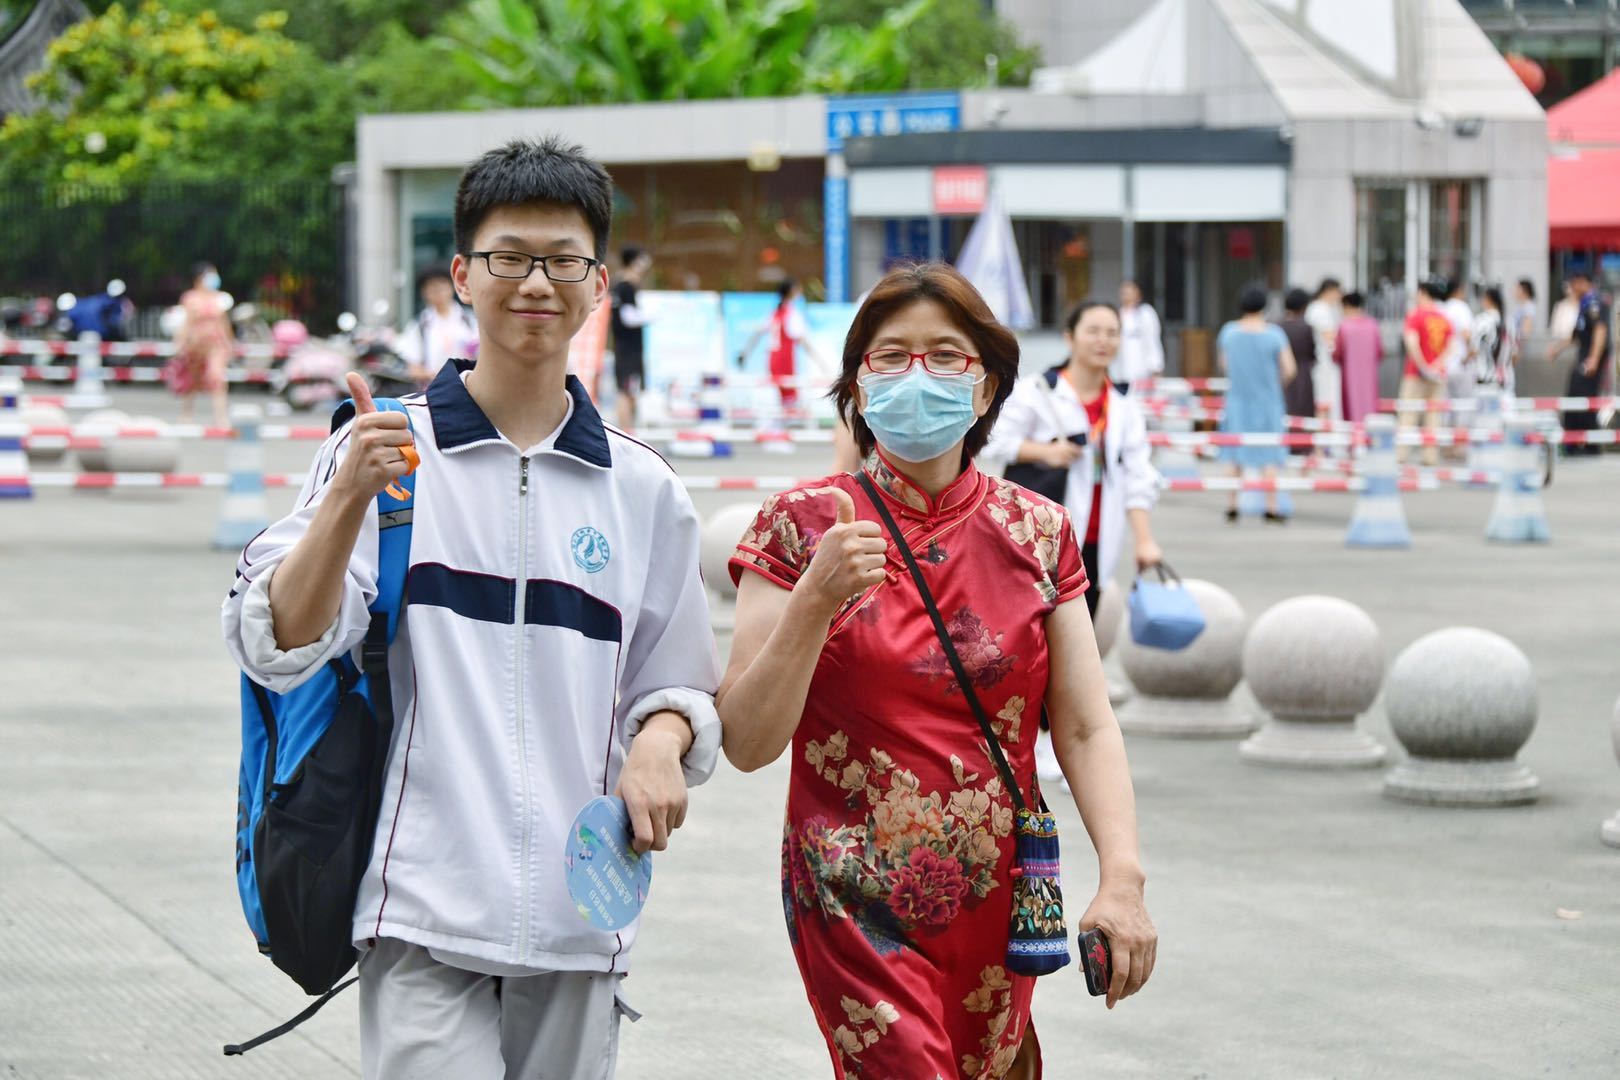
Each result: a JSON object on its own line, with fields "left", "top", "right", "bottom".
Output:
{"left": 1570, "top": 268, "right": 1593, "bottom": 282}
{"left": 1285, "top": 287, "right": 1311, "bottom": 314}
{"left": 1239, "top": 286, "right": 1268, "bottom": 314}
{"left": 1316, "top": 278, "right": 1341, "bottom": 296}
{"left": 192, "top": 261, "right": 216, "bottom": 280}
{"left": 416, "top": 265, "right": 452, "bottom": 291}
{"left": 453, "top": 136, "right": 613, "bottom": 260}
{"left": 777, "top": 280, "right": 797, "bottom": 304}
{"left": 1064, "top": 299, "right": 1120, "bottom": 334}
{"left": 1343, "top": 290, "right": 1365, "bottom": 309}
{"left": 621, "top": 245, "right": 645, "bottom": 267}
{"left": 1419, "top": 278, "right": 1448, "bottom": 301}
{"left": 1517, "top": 277, "right": 1536, "bottom": 300}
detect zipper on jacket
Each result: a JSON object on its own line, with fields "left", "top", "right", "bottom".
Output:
{"left": 514, "top": 455, "right": 533, "bottom": 960}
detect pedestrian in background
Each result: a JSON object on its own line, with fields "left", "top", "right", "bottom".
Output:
{"left": 610, "top": 245, "right": 653, "bottom": 430}
{"left": 1111, "top": 279, "right": 1164, "bottom": 390}
{"left": 1442, "top": 278, "right": 1476, "bottom": 405}
{"left": 1546, "top": 268, "right": 1611, "bottom": 453}
{"left": 737, "top": 279, "right": 824, "bottom": 414}
{"left": 396, "top": 266, "right": 477, "bottom": 387}
{"left": 165, "top": 261, "right": 233, "bottom": 428}
{"left": 985, "top": 298, "right": 1164, "bottom": 789}
{"left": 1332, "top": 291, "right": 1382, "bottom": 425}
{"left": 1509, "top": 278, "right": 1538, "bottom": 372}
{"left": 1304, "top": 277, "right": 1343, "bottom": 421}
{"left": 1278, "top": 288, "right": 1316, "bottom": 427}
{"left": 1548, "top": 278, "right": 1579, "bottom": 345}
{"left": 720, "top": 262, "right": 1156, "bottom": 1079}
{"left": 1398, "top": 279, "right": 1453, "bottom": 467}
{"left": 1217, "top": 286, "right": 1295, "bottom": 522}
{"left": 1471, "top": 286, "right": 1513, "bottom": 392}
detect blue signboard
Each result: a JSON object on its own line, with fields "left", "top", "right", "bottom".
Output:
{"left": 824, "top": 174, "right": 850, "bottom": 303}
{"left": 826, "top": 91, "right": 962, "bottom": 154}
{"left": 823, "top": 92, "right": 961, "bottom": 304}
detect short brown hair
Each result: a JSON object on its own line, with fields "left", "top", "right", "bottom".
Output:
{"left": 831, "top": 262, "right": 1020, "bottom": 464}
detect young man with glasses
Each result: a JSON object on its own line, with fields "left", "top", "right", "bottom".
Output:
{"left": 224, "top": 136, "right": 721, "bottom": 1078}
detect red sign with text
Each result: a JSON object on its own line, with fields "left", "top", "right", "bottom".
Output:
{"left": 933, "top": 166, "right": 988, "bottom": 215}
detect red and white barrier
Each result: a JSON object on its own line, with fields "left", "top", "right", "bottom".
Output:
{"left": 3, "top": 364, "right": 274, "bottom": 386}
{"left": 20, "top": 472, "right": 298, "bottom": 489}
{"left": 0, "top": 340, "right": 286, "bottom": 361}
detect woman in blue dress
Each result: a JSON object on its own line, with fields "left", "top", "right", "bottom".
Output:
{"left": 1217, "top": 286, "right": 1298, "bottom": 522}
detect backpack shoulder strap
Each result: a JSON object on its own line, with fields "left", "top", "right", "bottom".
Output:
{"left": 329, "top": 396, "right": 416, "bottom": 645}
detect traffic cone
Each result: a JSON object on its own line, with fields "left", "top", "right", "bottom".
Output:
{"left": 213, "top": 403, "right": 270, "bottom": 549}
{"left": 65, "top": 332, "right": 111, "bottom": 410}
{"left": 1344, "top": 413, "right": 1411, "bottom": 548}
{"left": 1484, "top": 414, "right": 1550, "bottom": 543}
{"left": 0, "top": 375, "right": 32, "bottom": 499}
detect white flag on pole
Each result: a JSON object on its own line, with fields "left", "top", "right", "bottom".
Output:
{"left": 953, "top": 184, "right": 1035, "bottom": 331}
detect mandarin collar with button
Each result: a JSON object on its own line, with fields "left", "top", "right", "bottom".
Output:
{"left": 426, "top": 359, "right": 612, "bottom": 469}
{"left": 864, "top": 448, "right": 984, "bottom": 520}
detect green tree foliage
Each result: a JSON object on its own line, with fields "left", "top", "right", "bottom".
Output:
{"left": 818, "top": 0, "right": 1039, "bottom": 88}
{"left": 440, "top": 0, "right": 935, "bottom": 108}
{"left": 0, "top": 3, "right": 354, "bottom": 185}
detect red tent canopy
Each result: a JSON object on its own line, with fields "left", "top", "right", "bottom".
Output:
{"left": 1548, "top": 149, "right": 1620, "bottom": 249}
{"left": 1547, "top": 69, "right": 1620, "bottom": 146}
{"left": 1546, "top": 71, "right": 1620, "bottom": 249}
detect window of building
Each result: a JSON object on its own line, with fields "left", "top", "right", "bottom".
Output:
{"left": 1355, "top": 180, "right": 1484, "bottom": 320}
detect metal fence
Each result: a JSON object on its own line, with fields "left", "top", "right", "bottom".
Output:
{"left": 0, "top": 180, "right": 347, "bottom": 332}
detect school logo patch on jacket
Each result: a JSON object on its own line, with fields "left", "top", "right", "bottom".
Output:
{"left": 572, "top": 527, "right": 611, "bottom": 573}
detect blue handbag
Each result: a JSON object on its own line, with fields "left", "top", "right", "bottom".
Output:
{"left": 1128, "top": 562, "right": 1205, "bottom": 650}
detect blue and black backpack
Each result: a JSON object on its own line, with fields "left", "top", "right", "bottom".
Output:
{"left": 226, "top": 398, "right": 414, "bottom": 1056}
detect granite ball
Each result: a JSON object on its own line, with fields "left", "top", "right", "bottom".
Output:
{"left": 21, "top": 402, "right": 70, "bottom": 464}
{"left": 1243, "top": 596, "right": 1383, "bottom": 721}
{"left": 701, "top": 501, "right": 766, "bottom": 601}
{"left": 105, "top": 415, "right": 181, "bottom": 474}
{"left": 73, "top": 409, "right": 129, "bottom": 473}
{"left": 1384, "top": 628, "right": 1537, "bottom": 760}
{"left": 1095, "top": 585, "right": 1125, "bottom": 659}
{"left": 1118, "top": 579, "right": 1245, "bottom": 699}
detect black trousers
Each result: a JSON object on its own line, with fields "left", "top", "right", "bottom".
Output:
{"left": 1081, "top": 540, "right": 1101, "bottom": 621}
{"left": 1563, "top": 358, "right": 1607, "bottom": 434}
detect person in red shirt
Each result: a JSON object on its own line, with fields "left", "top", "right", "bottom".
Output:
{"left": 1399, "top": 278, "right": 1453, "bottom": 466}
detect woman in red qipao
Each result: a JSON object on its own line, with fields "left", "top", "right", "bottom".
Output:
{"left": 718, "top": 264, "right": 1157, "bottom": 1080}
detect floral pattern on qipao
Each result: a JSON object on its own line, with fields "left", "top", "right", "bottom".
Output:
{"left": 788, "top": 736, "right": 1016, "bottom": 947}
{"left": 986, "top": 479, "right": 1069, "bottom": 605}
{"left": 908, "top": 606, "right": 1017, "bottom": 694}
{"left": 959, "top": 965, "right": 1025, "bottom": 1079}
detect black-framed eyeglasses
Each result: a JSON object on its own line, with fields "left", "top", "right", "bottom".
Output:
{"left": 471, "top": 250, "right": 601, "bottom": 282}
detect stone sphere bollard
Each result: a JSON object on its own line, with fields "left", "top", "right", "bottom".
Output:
{"left": 104, "top": 415, "right": 181, "bottom": 474}
{"left": 73, "top": 409, "right": 129, "bottom": 473}
{"left": 1602, "top": 696, "right": 1620, "bottom": 849}
{"left": 1094, "top": 587, "right": 1132, "bottom": 707}
{"left": 1239, "top": 596, "right": 1387, "bottom": 768}
{"left": 1381, "top": 628, "right": 1539, "bottom": 806}
{"left": 1115, "top": 579, "right": 1253, "bottom": 737}
{"left": 700, "top": 502, "right": 764, "bottom": 631}
{"left": 21, "top": 401, "right": 70, "bottom": 464}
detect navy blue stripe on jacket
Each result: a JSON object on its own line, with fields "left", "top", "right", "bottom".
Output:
{"left": 406, "top": 564, "right": 621, "bottom": 643}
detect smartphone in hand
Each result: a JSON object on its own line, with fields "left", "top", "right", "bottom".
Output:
{"left": 1079, "top": 928, "right": 1112, "bottom": 997}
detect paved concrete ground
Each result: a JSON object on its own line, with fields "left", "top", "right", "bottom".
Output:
{"left": 3, "top": 384, "right": 1618, "bottom": 1079}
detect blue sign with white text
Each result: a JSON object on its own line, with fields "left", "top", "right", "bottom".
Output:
{"left": 826, "top": 91, "right": 962, "bottom": 153}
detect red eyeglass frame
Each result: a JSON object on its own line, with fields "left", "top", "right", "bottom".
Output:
{"left": 859, "top": 349, "right": 983, "bottom": 377}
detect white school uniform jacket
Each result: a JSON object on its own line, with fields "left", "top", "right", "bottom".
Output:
{"left": 985, "top": 373, "right": 1162, "bottom": 589}
{"left": 222, "top": 361, "right": 722, "bottom": 976}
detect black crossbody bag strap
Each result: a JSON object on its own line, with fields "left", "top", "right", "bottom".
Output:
{"left": 856, "top": 472, "right": 1028, "bottom": 814}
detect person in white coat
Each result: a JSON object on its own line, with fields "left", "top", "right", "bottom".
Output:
{"left": 987, "top": 299, "right": 1164, "bottom": 783}
{"left": 1112, "top": 280, "right": 1165, "bottom": 388}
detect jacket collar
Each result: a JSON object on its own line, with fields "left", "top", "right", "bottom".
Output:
{"left": 426, "top": 359, "right": 613, "bottom": 468}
